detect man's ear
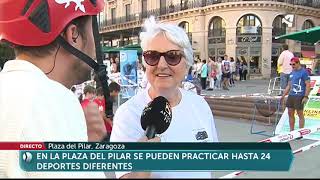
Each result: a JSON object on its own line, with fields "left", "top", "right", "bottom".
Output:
{"left": 62, "top": 24, "right": 79, "bottom": 45}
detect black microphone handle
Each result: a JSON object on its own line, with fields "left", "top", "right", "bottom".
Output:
{"left": 146, "top": 125, "right": 156, "bottom": 139}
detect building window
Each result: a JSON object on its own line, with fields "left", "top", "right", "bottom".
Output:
{"left": 142, "top": 0, "right": 148, "bottom": 18}
{"left": 208, "top": 16, "right": 226, "bottom": 59}
{"left": 272, "top": 15, "right": 286, "bottom": 43}
{"left": 169, "top": 1, "right": 175, "bottom": 13}
{"left": 178, "top": 21, "right": 191, "bottom": 42}
{"left": 301, "top": 20, "right": 315, "bottom": 46}
{"left": 111, "top": 8, "right": 116, "bottom": 24}
{"left": 236, "top": 14, "right": 262, "bottom": 74}
{"left": 181, "top": 0, "right": 188, "bottom": 10}
{"left": 125, "top": 4, "right": 130, "bottom": 22}
{"left": 98, "top": 11, "right": 106, "bottom": 28}
{"left": 160, "top": 0, "right": 166, "bottom": 15}
{"left": 179, "top": 21, "right": 189, "bottom": 32}
{"left": 201, "top": 0, "right": 207, "bottom": 7}
{"left": 208, "top": 16, "right": 226, "bottom": 38}
{"left": 237, "top": 14, "right": 262, "bottom": 35}
{"left": 302, "top": 19, "right": 314, "bottom": 30}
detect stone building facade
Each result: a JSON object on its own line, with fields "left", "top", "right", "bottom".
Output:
{"left": 99, "top": 0, "right": 320, "bottom": 78}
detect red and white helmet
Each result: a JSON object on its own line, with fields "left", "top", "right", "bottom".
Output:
{"left": 0, "top": 0, "right": 114, "bottom": 121}
{"left": 0, "top": 0, "right": 104, "bottom": 46}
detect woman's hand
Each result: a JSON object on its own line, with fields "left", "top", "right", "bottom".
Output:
{"left": 120, "top": 136, "right": 160, "bottom": 179}
{"left": 138, "top": 136, "right": 161, "bottom": 142}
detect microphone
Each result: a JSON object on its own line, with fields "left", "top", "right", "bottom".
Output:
{"left": 141, "top": 96, "right": 172, "bottom": 139}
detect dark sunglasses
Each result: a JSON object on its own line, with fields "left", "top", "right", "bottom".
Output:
{"left": 143, "top": 50, "right": 184, "bottom": 66}
{"left": 290, "top": 63, "right": 296, "bottom": 66}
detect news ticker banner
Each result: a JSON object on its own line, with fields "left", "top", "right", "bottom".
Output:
{"left": 0, "top": 142, "right": 293, "bottom": 172}
{"left": 276, "top": 76, "right": 320, "bottom": 140}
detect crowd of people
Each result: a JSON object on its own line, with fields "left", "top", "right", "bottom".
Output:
{"left": 71, "top": 82, "right": 120, "bottom": 137}
{"left": 186, "top": 54, "right": 249, "bottom": 91}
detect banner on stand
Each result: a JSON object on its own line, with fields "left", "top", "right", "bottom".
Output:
{"left": 120, "top": 50, "right": 138, "bottom": 99}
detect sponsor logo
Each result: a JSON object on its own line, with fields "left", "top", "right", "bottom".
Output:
{"left": 298, "top": 129, "right": 311, "bottom": 136}
{"left": 277, "top": 134, "right": 294, "bottom": 142}
{"left": 195, "top": 131, "right": 208, "bottom": 141}
{"left": 55, "top": 0, "right": 86, "bottom": 13}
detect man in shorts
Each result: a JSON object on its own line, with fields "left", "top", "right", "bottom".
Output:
{"left": 281, "top": 57, "right": 311, "bottom": 133}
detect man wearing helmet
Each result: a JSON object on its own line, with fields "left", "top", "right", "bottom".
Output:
{"left": 0, "top": 0, "right": 107, "bottom": 177}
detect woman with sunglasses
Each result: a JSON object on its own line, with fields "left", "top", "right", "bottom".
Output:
{"left": 110, "top": 16, "right": 218, "bottom": 178}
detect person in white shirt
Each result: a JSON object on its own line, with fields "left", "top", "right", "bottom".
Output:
{"left": 192, "top": 60, "right": 198, "bottom": 77}
{"left": 207, "top": 56, "right": 215, "bottom": 90}
{"left": 221, "top": 55, "right": 231, "bottom": 90}
{"left": 215, "top": 57, "right": 223, "bottom": 89}
{"left": 0, "top": 0, "right": 107, "bottom": 178}
{"left": 110, "top": 16, "right": 219, "bottom": 179}
{"left": 229, "top": 57, "right": 236, "bottom": 87}
{"left": 277, "top": 44, "right": 294, "bottom": 92}
{"left": 196, "top": 59, "right": 204, "bottom": 78}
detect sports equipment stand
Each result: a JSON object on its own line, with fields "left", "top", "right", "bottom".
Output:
{"left": 250, "top": 95, "right": 282, "bottom": 137}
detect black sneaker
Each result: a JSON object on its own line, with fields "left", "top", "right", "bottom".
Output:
{"left": 296, "top": 136, "right": 303, "bottom": 140}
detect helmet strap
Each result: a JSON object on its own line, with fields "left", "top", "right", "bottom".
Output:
{"left": 92, "top": 15, "right": 114, "bottom": 120}
{"left": 56, "top": 36, "right": 99, "bottom": 70}
{"left": 56, "top": 16, "right": 114, "bottom": 130}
